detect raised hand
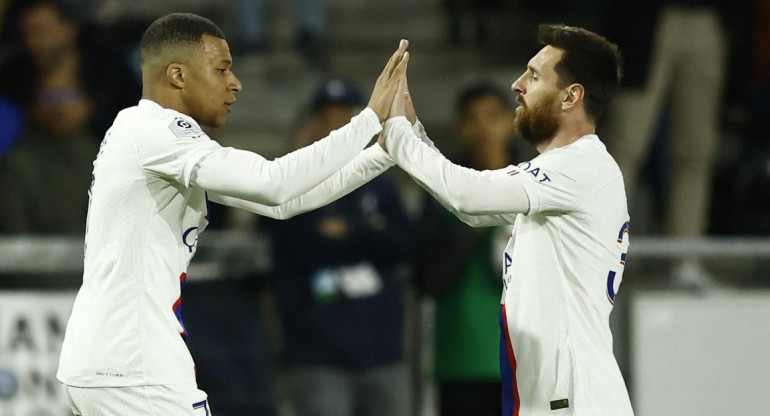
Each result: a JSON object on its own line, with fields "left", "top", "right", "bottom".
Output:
{"left": 367, "top": 39, "right": 410, "bottom": 123}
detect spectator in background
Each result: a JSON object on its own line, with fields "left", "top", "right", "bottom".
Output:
{"left": 0, "top": 0, "right": 140, "bottom": 139}
{"left": 414, "top": 85, "right": 521, "bottom": 416}
{"left": 0, "top": 0, "right": 100, "bottom": 234}
{"left": 230, "top": 0, "right": 325, "bottom": 64}
{"left": 601, "top": 0, "right": 727, "bottom": 286}
{"left": 261, "top": 78, "right": 414, "bottom": 416}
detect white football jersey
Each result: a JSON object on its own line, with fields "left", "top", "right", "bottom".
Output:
{"left": 383, "top": 118, "right": 634, "bottom": 415}
{"left": 500, "top": 135, "right": 633, "bottom": 415}
{"left": 57, "top": 99, "right": 382, "bottom": 387}
{"left": 57, "top": 100, "right": 219, "bottom": 387}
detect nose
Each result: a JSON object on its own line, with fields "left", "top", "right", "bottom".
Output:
{"left": 230, "top": 73, "right": 242, "bottom": 93}
{"left": 511, "top": 74, "right": 525, "bottom": 95}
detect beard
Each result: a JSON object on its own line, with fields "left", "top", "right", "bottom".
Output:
{"left": 513, "top": 92, "right": 560, "bottom": 147}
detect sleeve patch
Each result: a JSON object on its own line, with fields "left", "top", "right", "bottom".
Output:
{"left": 168, "top": 117, "right": 203, "bottom": 138}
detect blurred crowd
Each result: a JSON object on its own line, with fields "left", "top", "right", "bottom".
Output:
{"left": 1, "top": 0, "right": 769, "bottom": 415}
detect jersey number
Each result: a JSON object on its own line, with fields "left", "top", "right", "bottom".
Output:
{"left": 606, "top": 221, "right": 629, "bottom": 305}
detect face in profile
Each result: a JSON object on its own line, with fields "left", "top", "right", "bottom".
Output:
{"left": 181, "top": 34, "right": 242, "bottom": 127}
{"left": 511, "top": 45, "right": 564, "bottom": 147}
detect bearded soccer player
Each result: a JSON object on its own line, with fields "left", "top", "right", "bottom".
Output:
{"left": 381, "top": 25, "right": 634, "bottom": 415}
{"left": 57, "top": 13, "right": 408, "bottom": 415}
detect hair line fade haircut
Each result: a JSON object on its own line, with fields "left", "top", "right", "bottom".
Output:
{"left": 537, "top": 24, "right": 623, "bottom": 122}
{"left": 139, "top": 13, "right": 226, "bottom": 66}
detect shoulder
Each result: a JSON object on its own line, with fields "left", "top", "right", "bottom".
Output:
{"left": 115, "top": 100, "right": 209, "bottom": 143}
{"left": 525, "top": 135, "right": 620, "bottom": 185}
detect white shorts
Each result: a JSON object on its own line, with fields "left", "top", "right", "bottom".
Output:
{"left": 61, "top": 384, "right": 211, "bottom": 415}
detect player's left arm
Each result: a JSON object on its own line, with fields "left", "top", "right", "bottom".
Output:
{"left": 407, "top": 119, "right": 524, "bottom": 227}
{"left": 208, "top": 143, "right": 394, "bottom": 219}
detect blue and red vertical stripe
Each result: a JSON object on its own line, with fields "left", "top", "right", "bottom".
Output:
{"left": 500, "top": 304, "right": 520, "bottom": 416}
{"left": 173, "top": 272, "right": 188, "bottom": 340}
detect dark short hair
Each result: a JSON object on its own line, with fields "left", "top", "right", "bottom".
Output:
{"left": 537, "top": 24, "right": 623, "bottom": 122}
{"left": 139, "top": 13, "right": 225, "bottom": 65}
{"left": 456, "top": 84, "right": 513, "bottom": 116}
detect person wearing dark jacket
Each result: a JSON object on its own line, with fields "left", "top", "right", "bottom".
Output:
{"left": 262, "top": 78, "right": 415, "bottom": 416}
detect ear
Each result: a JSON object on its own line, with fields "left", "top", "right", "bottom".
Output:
{"left": 561, "top": 83, "right": 585, "bottom": 110}
{"left": 166, "top": 63, "right": 185, "bottom": 89}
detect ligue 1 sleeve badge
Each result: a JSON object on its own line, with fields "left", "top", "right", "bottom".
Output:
{"left": 169, "top": 117, "right": 203, "bottom": 138}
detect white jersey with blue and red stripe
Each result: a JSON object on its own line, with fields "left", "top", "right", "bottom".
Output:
{"left": 382, "top": 117, "right": 634, "bottom": 415}
{"left": 57, "top": 99, "right": 384, "bottom": 388}
{"left": 499, "top": 135, "right": 634, "bottom": 415}
{"left": 57, "top": 100, "right": 218, "bottom": 388}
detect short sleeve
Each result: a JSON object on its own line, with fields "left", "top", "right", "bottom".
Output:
{"left": 135, "top": 116, "right": 222, "bottom": 187}
{"left": 513, "top": 151, "right": 592, "bottom": 215}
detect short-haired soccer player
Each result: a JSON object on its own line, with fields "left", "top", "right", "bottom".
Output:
{"left": 381, "top": 25, "right": 635, "bottom": 415}
{"left": 57, "top": 13, "right": 408, "bottom": 415}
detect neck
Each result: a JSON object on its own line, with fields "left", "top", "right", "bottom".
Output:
{"left": 536, "top": 119, "right": 595, "bottom": 153}
{"left": 141, "top": 83, "right": 186, "bottom": 115}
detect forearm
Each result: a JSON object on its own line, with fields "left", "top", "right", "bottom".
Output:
{"left": 411, "top": 175, "right": 512, "bottom": 227}
{"left": 209, "top": 143, "right": 394, "bottom": 219}
{"left": 385, "top": 116, "right": 529, "bottom": 220}
{"left": 192, "top": 108, "right": 382, "bottom": 205}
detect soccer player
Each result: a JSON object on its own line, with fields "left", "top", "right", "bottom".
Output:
{"left": 56, "top": 13, "right": 407, "bottom": 415}
{"left": 381, "top": 25, "right": 635, "bottom": 415}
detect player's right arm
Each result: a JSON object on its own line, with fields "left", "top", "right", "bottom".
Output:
{"left": 190, "top": 40, "right": 409, "bottom": 206}
{"left": 383, "top": 75, "right": 585, "bottom": 227}
{"left": 406, "top": 118, "right": 524, "bottom": 227}
{"left": 207, "top": 142, "right": 394, "bottom": 219}
{"left": 381, "top": 79, "right": 526, "bottom": 227}
{"left": 137, "top": 41, "right": 408, "bottom": 206}
{"left": 189, "top": 109, "right": 381, "bottom": 206}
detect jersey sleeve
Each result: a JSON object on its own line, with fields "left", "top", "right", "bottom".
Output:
{"left": 208, "top": 143, "right": 394, "bottom": 219}
{"left": 384, "top": 116, "right": 529, "bottom": 226}
{"left": 513, "top": 150, "right": 591, "bottom": 215}
{"left": 190, "top": 107, "right": 382, "bottom": 206}
{"left": 134, "top": 116, "right": 222, "bottom": 187}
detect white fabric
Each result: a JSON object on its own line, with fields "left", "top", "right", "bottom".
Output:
{"left": 62, "top": 384, "right": 211, "bottom": 415}
{"left": 191, "top": 108, "right": 382, "bottom": 205}
{"left": 208, "top": 143, "right": 394, "bottom": 219}
{"left": 385, "top": 116, "right": 634, "bottom": 414}
{"left": 57, "top": 99, "right": 381, "bottom": 388}
{"left": 501, "top": 136, "right": 634, "bottom": 415}
{"left": 384, "top": 117, "right": 530, "bottom": 225}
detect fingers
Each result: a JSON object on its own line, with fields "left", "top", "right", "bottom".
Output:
{"left": 393, "top": 51, "right": 410, "bottom": 79}
{"left": 383, "top": 39, "right": 409, "bottom": 79}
